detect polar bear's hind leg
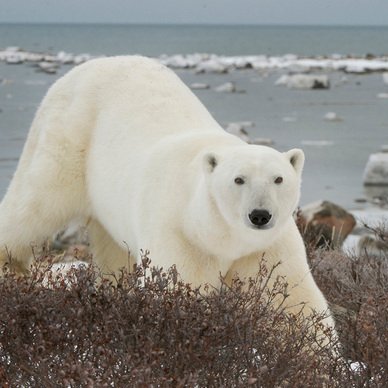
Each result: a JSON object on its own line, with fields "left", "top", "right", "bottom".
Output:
{"left": 0, "top": 85, "right": 90, "bottom": 274}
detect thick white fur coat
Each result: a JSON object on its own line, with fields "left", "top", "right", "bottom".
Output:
{"left": 0, "top": 56, "right": 334, "bottom": 329}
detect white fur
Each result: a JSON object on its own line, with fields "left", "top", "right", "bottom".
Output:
{"left": 0, "top": 56, "right": 334, "bottom": 328}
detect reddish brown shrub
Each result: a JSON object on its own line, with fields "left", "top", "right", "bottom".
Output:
{"left": 311, "top": 248, "right": 388, "bottom": 385}
{"left": 0, "top": 248, "right": 386, "bottom": 386}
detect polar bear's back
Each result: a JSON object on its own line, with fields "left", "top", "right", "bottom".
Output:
{"left": 20, "top": 56, "right": 223, "bottom": 182}
{"left": 52, "top": 56, "right": 221, "bottom": 140}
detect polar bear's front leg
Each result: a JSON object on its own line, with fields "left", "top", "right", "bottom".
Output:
{"left": 87, "top": 218, "right": 134, "bottom": 275}
{"left": 143, "top": 233, "right": 224, "bottom": 288}
{"left": 225, "top": 222, "right": 335, "bottom": 331}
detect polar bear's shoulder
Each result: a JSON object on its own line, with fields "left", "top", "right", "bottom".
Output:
{"left": 72, "top": 55, "right": 169, "bottom": 77}
{"left": 62, "top": 55, "right": 181, "bottom": 95}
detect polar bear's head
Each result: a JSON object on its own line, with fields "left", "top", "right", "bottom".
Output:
{"left": 203, "top": 145, "right": 304, "bottom": 232}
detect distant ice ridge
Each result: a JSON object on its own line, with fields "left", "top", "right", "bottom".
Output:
{"left": 1, "top": 47, "right": 388, "bottom": 74}
{"left": 0, "top": 47, "right": 94, "bottom": 65}
{"left": 158, "top": 53, "right": 388, "bottom": 74}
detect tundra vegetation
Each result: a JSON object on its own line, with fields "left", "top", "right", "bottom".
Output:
{"left": 0, "top": 221, "right": 387, "bottom": 387}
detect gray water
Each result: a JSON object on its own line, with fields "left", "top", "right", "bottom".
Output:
{"left": 1, "top": 24, "right": 388, "bottom": 57}
{"left": 1, "top": 24, "right": 388, "bottom": 209}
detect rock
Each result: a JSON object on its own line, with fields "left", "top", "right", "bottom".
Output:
{"left": 37, "top": 61, "right": 59, "bottom": 74}
{"left": 377, "top": 93, "right": 388, "bottom": 99}
{"left": 275, "top": 74, "right": 330, "bottom": 89}
{"left": 190, "top": 83, "right": 210, "bottom": 90}
{"left": 363, "top": 185, "right": 388, "bottom": 208}
{"left": 160, "top": 53, "right": 204, "bottom": 69}
{"left": 354, "top": 197, "right": 367, "bottom": 204}
{"left": 344, "top": 64, "right": 371, "bottom": 74}
{"left": 225, "top": 123, "right": 250, "bottom": 143}
{"left": 286, "top": 64, "right": 311, "bottom": 74}
{"left": 196, "top": 59, "right": 228, "bottom": 74}
{"left": 5, "top": 54, "right": 23, "bottom": 64}
{"left": 63, "top": 244, "right": 90, "bottom": 261}
{"left": 324, "top": 112, "right": 342, "bottom": 122}
{"left": 73, "top": 53, "right": 93, "bottom": 65}
{"left": 274, "top": 75, "right": 289, "bottom": 86}
{"left": 357, "top": 235, "right": 388, "bottom": 257}
{"left": 236, "top": 121, "right": 255, "bottom": 128}
{"left": 299, "top": 200, "right": 356, "bottom": 249}
{"left": 52, "top": 223, "right": 89, "bottom": 251}
{"left": 301, "top": 140, "right": 333, "bottom": 146}
{"left": 351, "top": 209, "right": 388, "bottom": 233}
{"left": 250, "top": 138, "right": 274, "bottom": 146}
{"left": 214, "top": 82, "right": 236, "bottom": 93}
{"left": 282, "top": 116, "right": 297, "bottom": 123}
{"left": 363, "top": 152, "right": 388, "bottom": 186}
{"left": 225, "top": 121, "right": 269, "bottom": 143}
{"left": 383, "top": 72, "right": 388, "bottom": 85}
{"left": 5, "top": 46, "right": 21, "bottom": 52}
{"left": 57, "top": 51, "right": 75, "bottom": 64}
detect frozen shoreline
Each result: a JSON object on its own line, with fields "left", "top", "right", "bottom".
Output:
{"left": 1, "top": 47, "right": 388, "bottom": 74}
{"left": 1, "top": 48, "right": 387, "bottom": 213}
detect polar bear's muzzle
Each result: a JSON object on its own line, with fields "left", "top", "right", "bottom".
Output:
{"left": 248, "top": 209, "right": 273, "bottom": 229}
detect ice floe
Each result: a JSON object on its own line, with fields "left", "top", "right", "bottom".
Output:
{"left": 225, "top": 122, "right": 251, "bottom": 142}
{"left": 2, "top": 48, "right": 388, "bottom": 75}
{"left": 214, "top": 81, "right": 236, "bottom": 93}
{"left": 275, "top": 74, "right": 330, "bottom": 89}
{"left": 158, "top": 53, "right": 388, "bottom": 74}
{"left": 301, "top": 140, "right": 334, "bottom": 146}
{"left": 190, "top": 82, "right": 210, "bottom": 90}
{"left": 324, "top": 112, "right": 342, "bottom": 122}
{"left": 363, "top": 152, "right": 388, "bottom": 186}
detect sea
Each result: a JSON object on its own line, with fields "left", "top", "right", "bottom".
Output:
{"left": 1, "top": 24, "right": 388, "bottom": 57}
{"left": 1, "top": 23, "right": 388, "bottom": 209}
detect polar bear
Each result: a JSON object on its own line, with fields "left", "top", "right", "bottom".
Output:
{"left": 0, "top": 56, "right": 333, "bottom": 328}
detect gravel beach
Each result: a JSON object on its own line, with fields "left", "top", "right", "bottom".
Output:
{"left": 1, "top": 56, "right": 388, "bottom": 210}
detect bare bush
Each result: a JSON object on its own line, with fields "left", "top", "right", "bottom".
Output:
{"left": 0, "top": 254, "right": 332, "bottom": 386}
{"left": 0, "top": 245, "right": 387, "bottom": 386}
{"left": 311, "top": 228, "right": 388, "bottom": 387}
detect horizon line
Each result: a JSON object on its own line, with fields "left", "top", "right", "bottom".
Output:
{"left": 0, "top": 21, "right": 387, "bottom": 28}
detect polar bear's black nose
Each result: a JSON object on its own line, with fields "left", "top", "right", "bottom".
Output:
{"left": 249, "top": 209, "right": 272, "bottom": 227}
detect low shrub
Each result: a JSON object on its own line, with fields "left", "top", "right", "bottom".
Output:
{"left": 0, "top": 245, "right": 387, "bottom": 386}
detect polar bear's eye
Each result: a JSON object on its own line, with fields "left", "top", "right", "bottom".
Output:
{"left": 274, "top": 176, "right": 283, "bottom": 184}
{"left": 234, "top": 177, "right": 245, "bottom": 185}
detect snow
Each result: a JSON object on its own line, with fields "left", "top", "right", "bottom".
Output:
{"left": 275, "top": 74, "right": 330, "bottom": 89}
{"left": 324, "top": 112, "right": 342, "bottom": 122}
{"left": 214, "top": 82, "right": 236, "bottom": 93}
{"left": 351, "top": 208, "right": 388, "bottom": 228}
{"left": 42, "top": 261, "right": 89, "bottom": 288}
{"left": 301, "top": 140, "right": 334, "bottom": 146}
{"left": 363, "top": 152, "right": 388, "bottom": 185}
{"left": 1, "top": 48, "right": 388, "bottom": 75}
{"left": 225, "top": 123, "right": 250, "bottom": 142}
{"left": 190, "top": 82, "right": 210, "bottom": 90}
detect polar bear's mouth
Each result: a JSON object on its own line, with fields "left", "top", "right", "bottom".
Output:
{"left": 247, "top": 209, "right": 274, "bottom": 230}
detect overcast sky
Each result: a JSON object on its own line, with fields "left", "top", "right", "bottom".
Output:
{"left": 1, "top": 0, "right": 388, "bottom": 25}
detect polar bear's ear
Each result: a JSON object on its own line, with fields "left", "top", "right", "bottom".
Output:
{"left": 285, "top": 149, "right": 305, "bottom": 175}
{"left": 203, "top": 153, "right": 218, "bottom": 173}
